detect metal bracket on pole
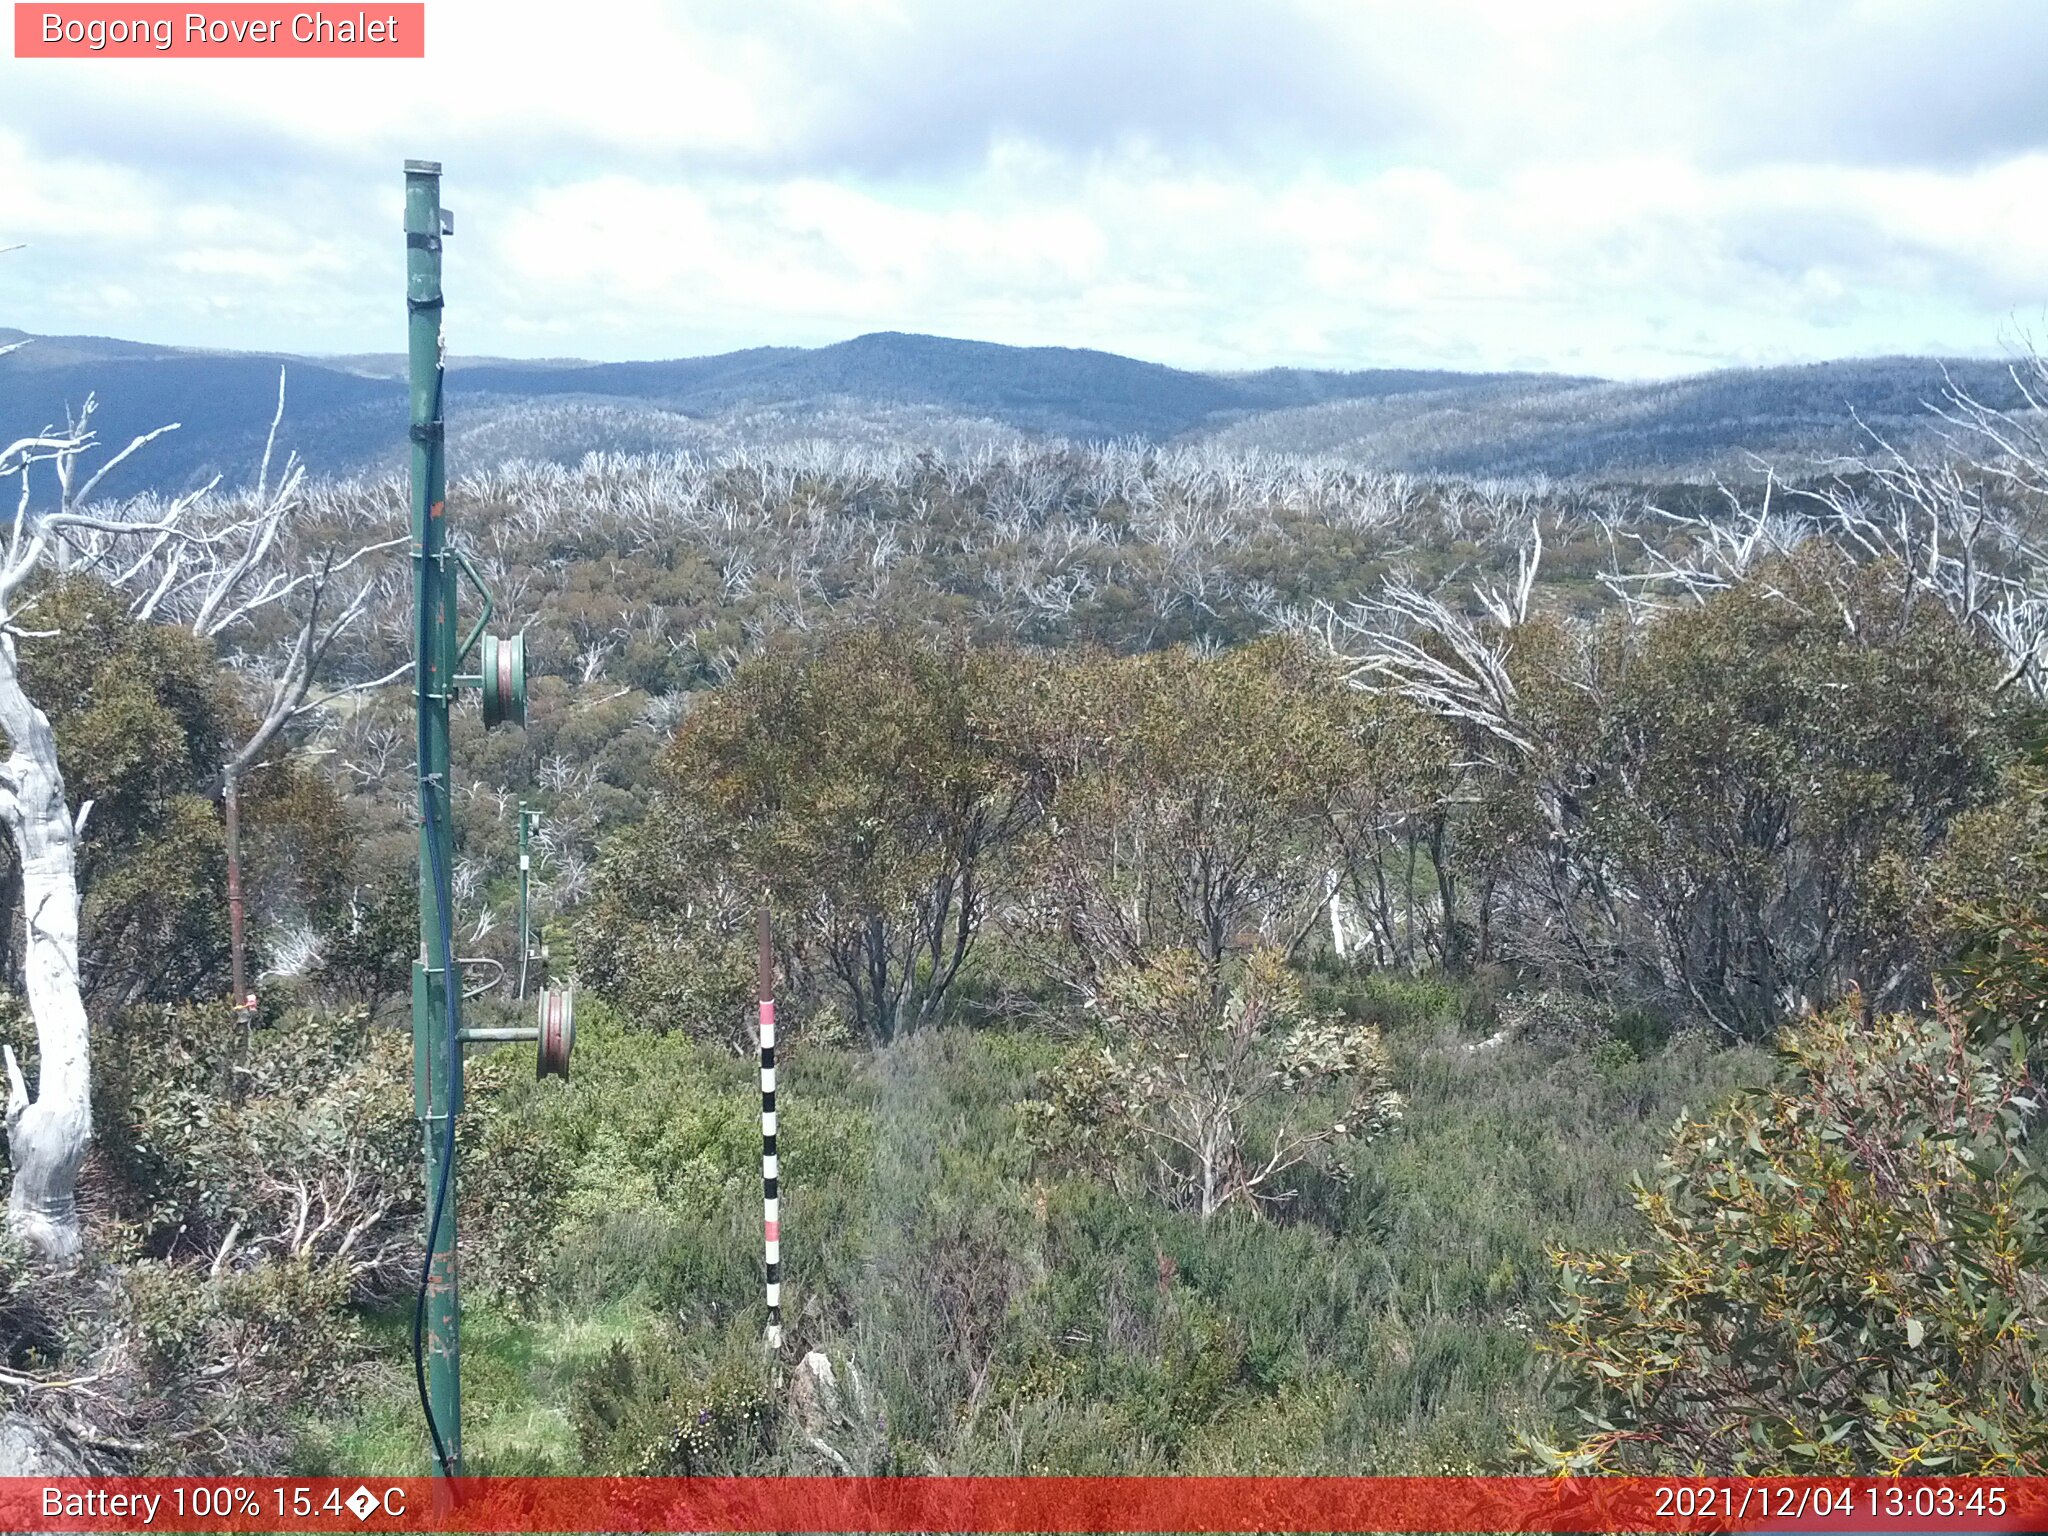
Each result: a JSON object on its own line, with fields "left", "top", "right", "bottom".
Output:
{"left": 448, "top": 546, "right": 524, "bottom": 729}
{"left": 450, "top": 545, "right": 494, "bottom": 667}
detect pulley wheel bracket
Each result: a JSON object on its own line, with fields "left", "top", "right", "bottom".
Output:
{"left": 480, "top": 631, "right": 527, "bottom": 729}
{"left": 537, "top": 984, "right": 574, "bottom": 1080}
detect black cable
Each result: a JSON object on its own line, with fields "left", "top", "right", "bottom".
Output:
{"left": 410, "top": 362, "right": 460, "bottom": 1480}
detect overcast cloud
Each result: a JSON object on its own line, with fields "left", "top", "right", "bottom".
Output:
{"left": 2, "top": 0, "right": 2044, "bottom": 376}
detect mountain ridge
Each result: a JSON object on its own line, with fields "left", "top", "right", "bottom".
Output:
{"left": 0, "top": 327, "right": 2030, "bottom": 499}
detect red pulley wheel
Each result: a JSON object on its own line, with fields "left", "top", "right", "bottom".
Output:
{"left": 537, "top": 985, "right": 574, "bottom": 1080}
{"left": 480, "top": 632, "right": 526, "bottom": 729}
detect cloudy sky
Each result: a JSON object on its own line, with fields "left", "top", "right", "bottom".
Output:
{"left": 3, "top": 0, "right": 2045, "bottom": 377}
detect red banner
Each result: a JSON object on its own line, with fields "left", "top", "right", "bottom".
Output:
{"left": 13, "top": 4, "right": 425, "bottom": 58}
{"left": 3, "top": 1477, "right": 2044, "bottom": 1533}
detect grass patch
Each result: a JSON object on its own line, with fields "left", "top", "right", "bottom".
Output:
{"left": 296, "top": 1299, "right": 653, "bottom": 1474}
{"left": 300, "top": 994, "right": 1773, "bottom": 1476}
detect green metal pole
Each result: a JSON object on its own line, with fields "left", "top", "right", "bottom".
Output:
{"left": 405, "top": 157, "right": 461, "bottom": 1475}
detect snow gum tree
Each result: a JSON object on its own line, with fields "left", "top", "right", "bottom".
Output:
{"left": 0, "top": 394, "right": 274, "bottom": 1259}
{"left": 0, "top": 347, "right": 404, "bottom": 1260}
{"left": 0, "top": 421, "right": 200, "bottom": 1257}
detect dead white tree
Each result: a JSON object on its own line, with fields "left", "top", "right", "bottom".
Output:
{"left": 1595, "top": 473, "right": 1808, "bottom": 619}
{"left": 0, "top": 417, "right": 238, "bottom": 1259}
{"left": 119, "top": 371, "right": 407, "bottom": 1009}
{"left": 1318, "top": 519, "right": 1621, "bottom": 979}
{"left": 1320, "top": 520, "right": 1546, "bottom": 770}
{"left": 1810, "top": 384, "right": 2048, "bottom": 697}
{"left": 1603, "top": 385, "right": 2048, "bottom": 700}
{"left": 0, "top": 326, "right": 409, "bottom": 1255}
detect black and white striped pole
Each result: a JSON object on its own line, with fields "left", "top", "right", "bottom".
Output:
{"left": 759, "top": 904, "right": 781, "bottom": 1351}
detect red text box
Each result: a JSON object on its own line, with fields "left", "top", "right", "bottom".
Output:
{"left": 3, "top": 1476, "right": 2045, "bottom": 1533}
{"left": 14, "top": 4, "right": 425, "bottom": 57}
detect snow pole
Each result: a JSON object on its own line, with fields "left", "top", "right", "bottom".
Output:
{"left": 516, "top": 800, "right": 538, "bottom": 999}
{"left": 759, "top": 903, "right": 781, "bottom": 1351}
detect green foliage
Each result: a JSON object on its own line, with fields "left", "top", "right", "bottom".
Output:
{"left": 1305, "top": 967, "right": 1471, "bottom": 1034}
{"left": 573, "top": 795, "right": 755, "bottom": 1045}
{"left": 573, "top": 1323, "right": 777, "bottom": 1474}
{"left": 1574, "top": 548, "right": 2010, "bottom": 1035}
{"left": 0, "top": 575, "right": 354, "bottom": 1008}
{"left": 1025, "top": 947, "right": 1401, "bottom": 1220}
{"left": 95, "top": 1001, "right": 415, "bottom": 1274}
{"left": 240, "top": 762, "right": 359, "bottom": 937}
{"left": 1530, "top": 1000, "right": 2048, "bottom": 1473}
{"left": 458, "top": 996, "right": 873, "bottom": 1321}
{"left": 1323, "top": 689, "right": 1465, "bottom": 971}
{"left": 0, "top": 1000, "right": 418, "bottom": 1474}
{"left": 118, "top": 1252, "right": 367, "bottom": 1472}
{"left": 0, "top": 1230, "right": 75, "bottom": 1370}
{"left": 28, "top": 437, "right": 2031, "bottom": 1479}
{"left": 575, "top": 556, "right": 2018, "bottom": 1052}
{"left": 301, "top": 977, "right": 1779, "bottom": 1477}
{"left": 1022, "top": 637, "right": 1352, "bottom": 982}
{"left": 8, "top": 577, "right": 233, "bottom": 1005}
{"left": 1935, "top": 749, "right": 2048, "bottom": 1065}
{"left": 311, "top": 868, "right": 418, "bottom": 1023}
{"left": 585, "top": 625, "right": 1039, "bottom": 1042}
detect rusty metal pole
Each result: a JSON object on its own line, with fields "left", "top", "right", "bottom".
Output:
{"left": 224, "top": 767, "right": 249, "bottom": 1019}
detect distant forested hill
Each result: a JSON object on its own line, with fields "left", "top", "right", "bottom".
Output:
{"left": 0, "top": 324, "right": 2031, "bottom": 499}
{"left": 1198, "top": 356, "right": 2036, "bottom": 479}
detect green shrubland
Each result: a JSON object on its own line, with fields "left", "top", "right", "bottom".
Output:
{"left": 0, "top": 434, "right": 2038, "bottom": 1477}
{"left": 308, "top": 989, "right": 1773, "bottom": 1475}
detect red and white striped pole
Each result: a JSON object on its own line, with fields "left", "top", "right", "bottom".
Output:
{"left": 758, "top": 904, "right": 781, "bottom": 1350}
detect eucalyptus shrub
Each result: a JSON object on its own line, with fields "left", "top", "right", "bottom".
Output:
{"left": 1530, "top": 998, "right": 2048, "bottom": 1473}
{"left": 1023, "top": 946, "right": 1402, "bottom": 1221}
